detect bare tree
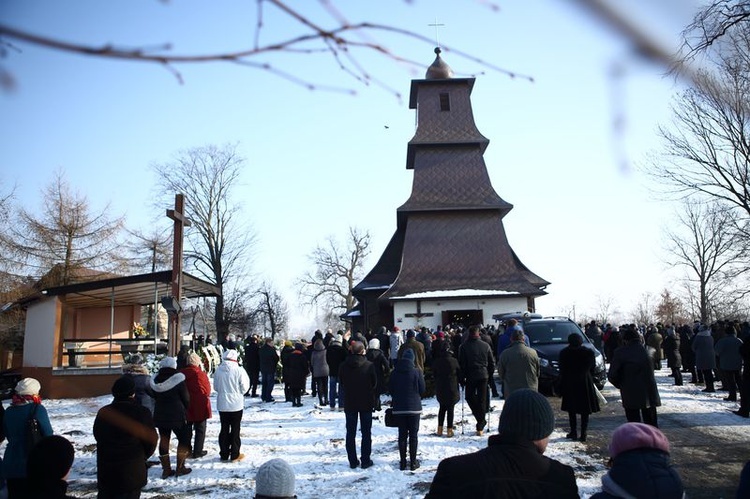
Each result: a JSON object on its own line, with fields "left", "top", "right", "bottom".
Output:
{"left": 152, "top": 143, "right": 255, "bottom": 345}
{"left": 678, "top": 1, "right": 750, "bottom": 64}
{"left": 648, "top": 27, "right": 750, "bottom": 225}
{"left": 253, "top": 282, "right": 289, "bottom": 340}
{"left": 0, "top": 170, "right": 123, "bottom": 286}
{"left": 298, "top": 226, "right": 370, "bottom": 317}
{"left": 631, "top": 292, "right": 656, "bottom": 325}
{"left": 0, "top": 1, "right": 528, "bottom": 94}
{"left": 120, "top": 227, "right": 172, "bottom": 274}
{"left": 664, "top": 200, "right": 745, "bottom": 323}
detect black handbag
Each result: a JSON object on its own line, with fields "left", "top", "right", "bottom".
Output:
{"left": 25, "top": 404, "right": 44, "bottom": 455}
{"left": 384, "top": 408, "right": 398, "bottom": 427}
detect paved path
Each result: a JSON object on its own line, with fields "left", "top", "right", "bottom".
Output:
{"left": 557, "top": 373, "right": 749, "bottom": 499}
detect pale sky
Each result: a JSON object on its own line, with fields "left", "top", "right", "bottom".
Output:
{"left": 1, "top": 0, "right": 700, "bottom": 333}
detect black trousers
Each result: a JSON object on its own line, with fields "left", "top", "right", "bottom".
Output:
{"left": 465, "top": 378, "right": 488, "bottom": 428}
{"left": 218, "top": 410, "right": 243, "bottom": 460}
{"left": 625, "top": 406, "right": 658, "bottom": 427}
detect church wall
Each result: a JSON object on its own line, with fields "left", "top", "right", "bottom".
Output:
{"left": 393, "top": 296, "right": 529, "bottom": 331}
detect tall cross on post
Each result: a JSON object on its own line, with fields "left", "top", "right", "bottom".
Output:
{"left": 404, "top": 300, "right": 434, "bottom": 327}
{"left": 428, "top": 17, "right": 446, "bottom": 48}
{"left": 166, "top": 193, "right": 191, "bottom": 356}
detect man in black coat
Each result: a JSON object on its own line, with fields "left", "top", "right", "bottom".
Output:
{"left": 94, "top": 376, "right": 158, "bottom": 498}
{"left": 338, "top": 341, "right": 377, "bottom": 469}
{"left": 459, "top": 325, "right": 495, "bottom": 435}
{"left": 608, "top": 326, "right": 661, "bottom": 427}
{"left": 243, "top": 335, "right": 261, "bottom": 397}
{"left": 259, "top": 338, "right": 280, "bottom": 402}
{"left": 426, "top": 389, "right": 578, "bottom": 498}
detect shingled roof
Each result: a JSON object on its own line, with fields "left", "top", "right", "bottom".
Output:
{"left": 354, "top": 48, "right": 549, "bottom": 305}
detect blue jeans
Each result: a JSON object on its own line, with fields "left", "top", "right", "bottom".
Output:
{"left": 329, "top": 376, "right": 344, "bottom": 408}
{"left": 345, "top": 410, "right": 372, "bottom": 466}
{"left": 261, "top": 372, "right": 275, "bottom": 401}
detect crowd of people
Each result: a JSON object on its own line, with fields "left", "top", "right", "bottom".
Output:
{"left": 0, "top": 316, "right": 747, "bottom": 498}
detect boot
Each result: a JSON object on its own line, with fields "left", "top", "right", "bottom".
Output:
{"left": 409, "top": 439, "right": 419, "bottom": 471}
{"left": 436, "top": 425, "right": 443, "bottom": 436}
{"left": 566, "top": 413, "right": 577, "bottom": 440}
{"left": 159, "top": 454, "right": 174, "bottom": 479}
{"left": 398, "top": 440, "right": 407, "bottom": 471}
{"left": 446, "top": 427, "right": 454, "bottom": 438}
{"left": 579, "top": 415, "right": 588, "bottom": 442}
{"left": 175, "top": 450, "right": 192, "bottom": 477}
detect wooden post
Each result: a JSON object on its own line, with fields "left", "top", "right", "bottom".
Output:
{"left": 166, "top": 194, "right": 191, "bottom": 356}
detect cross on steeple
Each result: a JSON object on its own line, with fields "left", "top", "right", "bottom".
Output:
{"left": 428, "top": 18, "right": 446, "bottom": 48}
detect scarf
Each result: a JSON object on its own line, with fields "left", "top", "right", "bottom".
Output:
{"left": 12, "top": 394, "right": 42, "bottom": 405}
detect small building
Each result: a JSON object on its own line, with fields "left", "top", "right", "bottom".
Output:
{"left": 17, "top": 270, "right": 219, "bottom": 398}
{"left": 346, "top": 49, "right": 549, "bottom": 332}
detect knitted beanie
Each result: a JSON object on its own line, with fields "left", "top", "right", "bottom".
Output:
{"left": 368, "top": 338, "right": 380, "bottom": 350}
{"left": 498, "top": 389, "right": 555, "bottom": 440}
{"left": 224, "top": 349, "right": 239, "bottom": 361}
{"left": 15, "top": 377, "right": 41, "bottom": 396}
{"left": 111, "top": 376, "right": 136, "bottom": 399}
{"left": 402, "top": 348, "right": 415, "bottom": 362}
{"left": 160, "top": 356, "right": 177, "bottom": 369}
{"left": 609, "top": 422, "right": 670, "bottom": 458}
{"left": 255, "top": 458, "right": 295, "bottom": 498}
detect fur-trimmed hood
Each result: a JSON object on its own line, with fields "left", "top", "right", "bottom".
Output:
{"left": 122, "top": 363, "right": 149, "bottom": 376}
{"left": 150, "top": 368, "right": 186, "bottom": 393}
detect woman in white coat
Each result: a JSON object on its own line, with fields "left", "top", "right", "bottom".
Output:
{"left": 213, "top": 349, "right": 250, "bottom": 462}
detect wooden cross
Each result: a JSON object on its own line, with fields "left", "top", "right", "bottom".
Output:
{"left": 166, "top": 193, "right": 191, "bottom": 356}
{"left": 405, "top": 300, "right": 434, "bottom": 326}
{"left": 428, "top": 18, "right": 446, "bottom": 48}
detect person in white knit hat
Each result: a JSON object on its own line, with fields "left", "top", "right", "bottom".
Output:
{"left": 255, "top": 458, "right": 296, "bottom": 498}
{"left": 3, "top": 377, "right": 54, "bottom": 498}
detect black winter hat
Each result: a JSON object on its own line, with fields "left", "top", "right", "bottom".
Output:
{"left": 498, "top": 389, "right": 555, "bottom": 441}
{"left": 112, "top": 376, "right": 136, "bottom": 399}
{"left": 27, "top": 435, "right": 75, "bottom": 481}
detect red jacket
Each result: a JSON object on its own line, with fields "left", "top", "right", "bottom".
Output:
{"left": 181, "top": 364, "right": 212, "bottom": 422}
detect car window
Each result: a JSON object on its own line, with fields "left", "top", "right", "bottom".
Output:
{"left": 525, "top": 322, "right": 583, "bottom": 344}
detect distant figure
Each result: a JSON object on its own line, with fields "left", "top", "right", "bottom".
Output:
{"left": 180, "top": 352, "right": 212, "bottom": 459}
{"left": 94, "top": 376, "right": 158, "bottom": 498}
{"left": 431, "top": 340, "right": 461, "bottom": 438}
{"left": 366, "top": 338, "right": 391, "bottom": 411}
{"left": 244, "top": 335, "right": 261, "bottom": 398}
{"left": 259, "top": 338, "right": 280, "bottom": 403}
{"left": 693, "top": 324, "right": 717, "bottom": 392}
{"left": 122, "top": 353, "right": 155, "bottom": 414}
{"left": 338, "top": 341, "right": 377, "bottom": 469}
{"left": 3, "top": 377, "right": 54, "bottom": 498}
{"left": 558, "top": 333, "right": 600, "bottom": 442}
{"left": 389, "top": 327, "right": 404, "bottom": 368}
{"left": 326, "top": 335, "right": 348, "bottom": 411}
{"left": 285, "top": 343, "right": 310, "bottom": 407}
{"left": 608, "top": 326, "right": 661, "bottom": 427}
{"left": 310, "top": 339, "right": 330, "bottom": 407}
{"left": 661, "top": 325, "right": 683, "bottom": 386}
{"left": 715, "top": 327, "right": 743, "bottom": 402}
{"left": 389, "top": 348, "right": 426, "bottom": 471}
{"left": 585, "top": 320, "right": 604, "bottom": 356}
{"left": 426, "top": 389, "right": 579, "bottom": 498}
{"left": 459, "top": 325, "right": 495, "bottom": 436}
{"left": 254, "top": 458, "right": 295, "bottom": 499}
{"left": 26, "top": 435, "right": 75, "bottom": 499}
{"left": 214, "top": 349, "right": 250, "bottom": 462}
{"left": 497, "top": 328, "right": 540, "bottom": 397}
{"left": 150, "top": 356, "right": 192, "bottom": 478}
{"left": 398, "top": 329, "right": 426, "bottom": 372}
{"left": 590, "top": 422, "right": 684, "bottom": 498}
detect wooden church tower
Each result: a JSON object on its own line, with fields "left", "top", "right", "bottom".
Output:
{"left": 346, "top": 48, "right": 549, "bottom": 332}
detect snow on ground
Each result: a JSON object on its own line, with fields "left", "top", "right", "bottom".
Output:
{"left": 14, "top": 366, "right": 750, "bottom": 498}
